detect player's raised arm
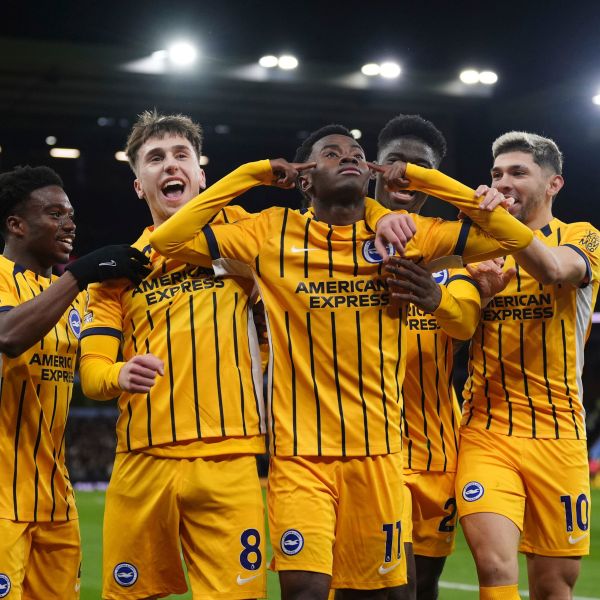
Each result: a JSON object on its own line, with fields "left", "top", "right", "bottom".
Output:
{"left": 150, "top": 159, "right": 315, "bottom": 262}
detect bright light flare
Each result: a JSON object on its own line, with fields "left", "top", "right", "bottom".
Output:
{"left": 379, "top": 62, "right": 401, "bottom": 79}
{"left": 167, "top": 42, "right": 198, "bottom": 66}
{"left": 350, "top": 129, "right": 362, "bottom": 140}
{"left": 278, "top": 55, "right": 298, "bottom": 70}
{"left": 45, "top": 136, "right": 57, "bottom": 146}
{"left": 593, "top": 94, "right": 600, "bottom": 106}
{"left": 361, "top": 63, "right": 380, "bottom": 76}
{"left": 259, "top": 55, "right": 278, "bottom": 68}
{"left": 115, "top": 151, "right": 128, "bottom": 162}
{"left": 200, "top": 155, "right": 209, "bottom": 166}
{"left": 459, "top": 69, "right": 480, "bottom": 84}
{"left": 479, "top": 70, "right": 498, "bottom": 85}
{"left": 50, "top": 148, "right": 80, "bottom": 159}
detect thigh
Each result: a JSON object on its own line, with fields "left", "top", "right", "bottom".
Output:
{"left": 333, "top": 454, "right": 406, "bottom": 591}
{"left": 520, "top": 439, "right": 590, "bottom": 557}
{"left": 102, "top": 452, "right": 187, "bottom": 599}
{"left": 0, "top": 519, "right": 31, "bottom": 600}
{"left": 179, "top": 454, "right": 266, "bottom": 600}
{"left": 407, "top": 470, "right": 457, "bottom": 558}
{"left": 268, "top": 456, "right": 337, "bottom": 577}
{"left": 455, "top": 428, "right": 526, "bottom": 530}
{"left": 25, "top": 521, "right": 81, "bottom": 600}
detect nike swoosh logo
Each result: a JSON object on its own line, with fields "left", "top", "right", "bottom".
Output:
{"left": 237, "top": 573, "right": 261, "bottom": 585}
{"left": 290, "top": 246, "right": 317, "bottom": 253}
{"left": 99, "top": 260, "right": 117, "bottom": 267}
{"left": 378, "top": 561, "right": 402, "bottom": 575}
{"left": 568, "top": 532, "right": 589, "bottom": 544}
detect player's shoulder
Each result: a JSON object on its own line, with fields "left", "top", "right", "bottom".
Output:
{"left": 210, "top": 205, "right": 253, "bottom": 224}
{"left": 554, "top": 219, "right": 600, "bottom": 253}
{"left": 0, "top": 255, "right": 16, "bottom": 279}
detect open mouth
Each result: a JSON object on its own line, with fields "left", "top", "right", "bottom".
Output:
{"left": 161, "top": 179, "right": 185, "bottom": 200}
{"left": 57, "top": 236, "right": 74, "bottom": 253}
{"left": 338, "top": 167, "right": 362, "bottom": 176}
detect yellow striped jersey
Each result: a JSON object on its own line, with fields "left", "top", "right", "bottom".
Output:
{"left": 150, "top": 160, "right": 533, "bottom": 457}
{"left": 462, "top": 219, "right": 600, "bottom": 439}
{"left": 0, "top": 256, "right": 84, "bottom": 522}
{"left": 80, "top": 209, "right": 265, "bottom": 456}
{"left": 403, "top": 269, "right": 480, "bottom": 472}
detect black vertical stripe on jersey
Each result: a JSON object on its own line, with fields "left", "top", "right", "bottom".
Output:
{"left": 541, "top": 321, "right": 560, "bottom": 438}
{"left": 49, "top": 448, "right": 57, "bottom": 521}
{"left": 12, "top": 380, "right": 27, "bottom": 520}
{"left": 65, "top": 320, "right": 72, "bottom": 354}
{"left": 125, "top": 401, "right": 133, "bottom": 451}
{"left": 444, "top": 337, "right": 459, "bottom": 454}
{"left": 355, "top": 311, "right": 370, "bottom": 455}
{"left": 130, "top": 318, "right": 138, "bottom": 353}
{"left": 331, "top": 313, "right": 346, "bottom": 456}
{"left": 12, "top": 269, "right": 22, "bottom": 299}
{"left": 212, "top": 293, "right": 226, "bottom": 437}
{"left": 434, "top": 333, "right": 448, "bottom": 472}
{"left": 146, "top": 310, "right": 154, "bottom": 331}
{"left": 306, "top": 312, "right": 322, "bottom": 455}
{"left": 394, "top": 307, "right": 403, "bottom": 404}
{"left": 556, "top": 227, "right": 562, "bottom": 245}
{"left": 49, "top": 386, "right": 58, "bottom": 431}
{"left": 188, "top": 296, "right": 201, "bottom": 438}
{"left": 519, "top": 322, "right": 536, "bottom": 437}
{"left": 561, "top": 320, "right": 580, "bottom": 439}
{"left": 284, "top": 311, "right": 299, "bottom": 455}
{"left": 144, "top": 337, "right": 153, "bottom": 447}
{"left": 416, "top": 334, "right": 433, "bottom": 470}
{"left": 303, "top": 218, "right": 311, "bottom": 278}
{"left": 454, "top": 219, "right": 472, "bottom": 256}
{"left": 232, "top": 293, "right": 248, "bottom": 436}
{"left": 327, "top": 226, "right": 334, "bottom": 277}
{"left": 481, "top": 326, "right": 493, "bottom": 429}
{"left": 497, "top": 324, "right": 513, "bottom": 436}
{"left": 515, "top": 264, "right": 522, "bottom": 292}
{"left": 53, "top": 323, "right": 60, "bottom": 352}
{"left": 401, "top": 385, "right": 411, "bottom": 468}
{"left": 247, "top": 307, "right": 264, "bottom": 434}
{"left": 255, "top": 256, "right": 261, "bottom": 278}
{"left": 59, "top": 389, "right": 71, "bottom": 520}
{"left": 0, "top": 376, "right": 4, "bottom": 412}
{"left": 377, "top": 311, "right": 390, "bottom": 454}
{"left": 222, "top": 209, "right": 230, "bottom": 223}
{"left": 32, "top": 388, "right": 43, "bottom": 521}
{"left": 165, "top": 307, "right": 178, "bottom": 441}
{"left": 279, "top": 208, "right": 289, "bottom": 278}
{"left": 352, "top": 223, "right": 358, "bottom": 276}
{"left": 464, "top": 337, "right": 475, "bottom": 426}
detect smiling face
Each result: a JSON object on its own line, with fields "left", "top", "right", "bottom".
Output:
{"left": 491, "top": 150, "right": 563, "bottom": 227}
{"left": 133, "top": 134, "right": 206, "bottom": 226}
{"left": 300, "top": 134, "right": 371, "bottom": 204}
{"left": 376, "top": 136, "right": 438, "bottom": 213}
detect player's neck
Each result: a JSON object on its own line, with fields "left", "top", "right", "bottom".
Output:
{"left": 524, "top": 205, "right": 554, "bottom": 232}
{"left": 3, "top": 244, "right": 53, "bottom": 277}
{"left": 312, "top": 198, "right": 365, "bottom": 225}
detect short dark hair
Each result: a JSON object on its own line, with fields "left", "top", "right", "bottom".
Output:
{"left": 293, "top": 124, "right": 355, "bottom": 163}
{"left": 0, "top": 165, "right": 64, "bottom": 233}
{"left": 377, "top": 114, "right": 447, "bottom": 165}
{"left": 492, "top": 131, "right": 563, "bottom": 175}
{"left": 125, "top": 109, "right": 203, "bottom": 173}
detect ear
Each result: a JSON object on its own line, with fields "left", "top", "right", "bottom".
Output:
{"left": 547, "top": 174, "right": 564, "bottom": 197}
{"left": 198, "top": 168, "right": 207, "bottom": 191}
{"left": 5, "top": 215, "right": 25, "bottom": 237}
{"left": 299, "top": 174, "right": 312, "bottom": 194}
{"left": 133, "top": 178, "right": 145, "bottom": 200}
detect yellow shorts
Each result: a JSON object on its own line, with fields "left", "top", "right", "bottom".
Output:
{"left": 456, "top": 427, "right": 590, "bottom": 557}
{"left": 401, "top": 470, "right": 457, "bottom": 557}
{"left": 268, "top": 454, "right": 406, "bottom": 590}
{"left": 0, "top": 518, "right": 81, "bottom": 599}
{"left": 103, "top": 452, "right": 266, "bottom": 599}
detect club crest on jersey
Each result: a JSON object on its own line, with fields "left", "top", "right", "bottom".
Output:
{"left": 280, "top": 529, "right": 304, "bottom": 556}
{"left": 462, "top": 481, "right": 485, "bottom": 502}
{"left": 113, "top": 563, "right": 138, "bottom": 587}
{"left": 362, "top": 239, "right": 394, "bottom": 264}
{"left": 0, "top": 574, "right": 10, "bottom": 598}
{"left": 68, "top": 308, "right": 81, "bottom": 339}
{"left": 432, "top": 269, "right": 449, "bottom": 285}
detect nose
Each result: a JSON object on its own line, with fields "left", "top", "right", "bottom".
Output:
{"left": 340, "top": 153, "right": 359, "bottom": 165}
{"left": 163, "top": 152, "right": 179, "bottom": 172}
{"left": 62, "top": 215, "right": 76, "bottom": 232}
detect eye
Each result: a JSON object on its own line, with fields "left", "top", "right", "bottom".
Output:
{"left": 149, "top": 154, "right": 162, "bottom": 162}
{"left": 176, "top": 152, "right": 188, "bottom": 160}
{"left": 491, "top": 172, "right": 502, "bottom": 180}
{"left": 325, "top": 151, "right": 339, "bottom": 158}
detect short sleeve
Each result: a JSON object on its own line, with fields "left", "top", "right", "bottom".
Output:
{"left": 560, "top": 223, "right": 600, "bottom": 285}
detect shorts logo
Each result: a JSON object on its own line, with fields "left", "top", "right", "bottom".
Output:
{"left": 68, "top": 308, "right": 81, "bottom": 338}
{"left": 280, "top": 529, "right": 304, "bottom": 556}
{"left": 462, "top": 481, "right": 484, "bottom": 502}
{"left": 362, "top": 239, "right": 395, "bottom": 264}
{"left": 432, "top": 269, "right": 449, "bottom": 285}
{"left": 113, "top": 563, "right": 138, "bottom": 587}
{"left": 0, "top": 574, "right": 10, "bottom": 598}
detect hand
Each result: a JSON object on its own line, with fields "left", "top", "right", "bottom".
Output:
{"left": 385, "top": 257, "right": 442, "bottom": 313}
{"left": 475, "top": 185, "right": 515, "bottom": 211}
{"left": 252, "top": 299, "right": 268, "bottom": 345}
{"left": 269, "top": 159, "right": 316, "bottom": 189}
{"left": 466, "top": 257, "right": 516, "bottom": 300}
{"left": 118, "top": 354, "right": 164, "bottom": 394}
{"left": 367, "top": 161, "right": 410, "bottom": 192}
{"left": 374, "top": 212, "right": 417, "bottom": 260}
{"left": 65, "top": 244, "right": 151, "bottom": 290}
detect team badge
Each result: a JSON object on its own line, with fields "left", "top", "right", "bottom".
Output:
{"left": 0, "top": 574, "right": 10, "bottom": 598}
{"left": 113, "top": 562, "right": 138, "bottom": 587}
{"left": 462, "top": 481, "right": 485, "bottom": 502}
{"left": 579, "top": 231, "right": 600, "bottom": 253}
{"left": 432, "top": 269, "right": 449, "bottom": 285}
{"left": 280, "top": 529, "right": 304, "bottom": 556}
{"left": 68, "top": 308, "right": 81, "bottom": 339}
{"left": 362, "top": 239, "right": 395, "bottom": 264}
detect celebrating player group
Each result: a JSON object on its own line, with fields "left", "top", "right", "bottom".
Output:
{"left": 0, "top": 108, "right": 597, "bottom": 600}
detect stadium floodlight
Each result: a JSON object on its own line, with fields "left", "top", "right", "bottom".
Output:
{"left": 361, "top": 63, "right": 381, "bottom": 76}
{"left": 259, "top": 55, "right": 279, "bottom": 68}
{"left": 45, "top": 136, "right": 57, "bottom": 146}
{"left": 278, "top": 55, "right": 298, "bottom": 70}
{"left": 593, "top": 94, "right": 600, "bottom": 106}
{"left": 379, "top": 62, "right": 401, "bottom": 79}
{"left": 459, "top": 69, "right": 480, "bottom": 84}
{"left": 350, "top": 129, "right": 362, "bottom": 140}
{"left": 50, "top": 148, "right": 80, "bottom": 159}
{"left": 479, "top": 70, "right": 498, "bottom": 85}
{"left": 115, "top": 151, "right": 128, "bottom": 162}
{"left": 167, "top": 42, "right": 198, "bottom": 66}
{"left": 200, "top": 155, "right": 209, "bottom": 166}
